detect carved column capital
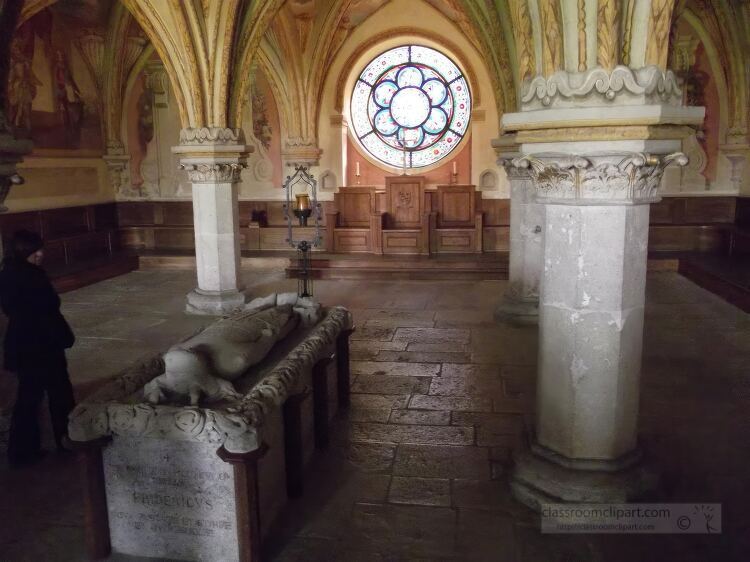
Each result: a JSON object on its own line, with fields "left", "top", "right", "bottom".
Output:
{"left": 499, "top": 157, "right": 533, "bottom": 181}
{"left": 509, "top": 151, "right": 688, "bottom": 205}
{"left": 180, "top": 162, "right": 246, "bottom": 183}
{"left": 172, "top": 128, "right": 254, "bottom": 185}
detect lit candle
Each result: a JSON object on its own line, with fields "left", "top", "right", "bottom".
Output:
{"left": 295, "top": 193, "right": 310, "bottom": 211}
{"left": 356, "top": 162, "right": 361, "bottom": 176}
{"left": 452, "top": 161, "right": 457, "bottom": 175}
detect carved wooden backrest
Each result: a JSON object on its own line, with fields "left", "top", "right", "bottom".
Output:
{"left": 334, "top": 186, "right": 376, "bottom": 227}
{"left": 384, "top": 176, "right": 426, "bottom": 229}
{"left": 436, "top": 184, "right": 476, "bottom": 228}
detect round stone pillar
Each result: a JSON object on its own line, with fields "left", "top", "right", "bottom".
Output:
{"left": 509, "top": 151, "right": 686, "bottom": 508}
{"left": 173, "top": 128, "right": 253, "bottom": 315}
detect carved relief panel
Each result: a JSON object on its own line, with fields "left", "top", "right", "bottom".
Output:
{"left": 385, "top": 176, "right": 425, "bottom": 229}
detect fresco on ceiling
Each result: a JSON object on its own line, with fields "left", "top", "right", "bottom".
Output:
{"left": 8, "top": 0, "right": 113, "bottom": 150}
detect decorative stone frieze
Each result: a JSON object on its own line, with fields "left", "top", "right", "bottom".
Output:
{"left": 180, "top": 162, "right": 246, "bottom": 183}
{"left": 179, "top": 127, "right": 242, "bottom": 145}
{"left": 521, "top": 65, "right": 682, "bottom": 110}
{"left": 511, "top": 152, "right": 688, "bottom": 204}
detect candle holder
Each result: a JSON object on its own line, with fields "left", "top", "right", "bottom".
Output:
{"left": 283, "top": 166, "right": 322, "bottom": 298}
{"left": 293, "top": 193, "right": 312, "bottom": 226}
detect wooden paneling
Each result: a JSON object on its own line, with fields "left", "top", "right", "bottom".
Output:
{"left": 42, "top": 206, "right": 90, "bottom": 239}
{"left": 0, "top": 203, "right": 134, "bottom": 291}
{"left": 117, "top": 202, "right": 157, "bottom": 226}
{"left": 648, "top": 225, "right": 731, "bottom": 253}
{"left": 684, "top": 197, "right": 736, "bottom": 223}
{"left": 383, "top": 230, "right": 422, "bottom": 254}
{"left": 436, "top": 185, "right": 475, "bottom": 228}
{"left": 435, "top": 230, "right": 476, "bottom": 253}
{"left": 335, "top": 187, "right": 375, "bottom": 227}
{"left": 260, "top": 227, "right": 327, "bottom": 251}
{"left": 108, "top": 196, "right": 745, "bottom": 256}
{"left": 334, "top": 229, "right": 371, "bottom": 253}
{"left": 161, "top": 201, "right": 194, "bottom": 226}
{"left": 94, "top": 204, "right": 118, "bottom": 230}
{"left": 480, "top": 199, "right": 510, "bottom": 226}
{"left": 153, "top": 227, "right": 195, "bottom": 250}
{"left": 385, "top": 176, "right": 425, "bottom": 229}
{"left": 66, "top": 231, "right": 112, "bottom": 262}
{"left": 650, "top": 196, "right": 736, "bottom": 224}
{"left": 735, "top": 197, "right": 750, "bottom": 228}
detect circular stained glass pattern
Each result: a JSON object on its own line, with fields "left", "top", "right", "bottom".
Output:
{"left": 350, "top": 45, "right": 471, "bottom": 169}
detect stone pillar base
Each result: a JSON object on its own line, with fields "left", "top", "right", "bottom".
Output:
{"left": 510, "top": 442, "right": 658, "bottom": 510}
{"left": 186, "top": 288, "right": 247, "bottom": 315}
{"left": 494, "top": 293, "right": 538, "bottom": 326}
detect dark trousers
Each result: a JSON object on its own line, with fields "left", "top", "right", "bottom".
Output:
{"left": 7, "top": 350, "right": 75, "bottom": 462}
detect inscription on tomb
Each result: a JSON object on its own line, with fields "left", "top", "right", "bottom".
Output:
{"left": 103, "top": 437, "right": 239, "bottom": 561}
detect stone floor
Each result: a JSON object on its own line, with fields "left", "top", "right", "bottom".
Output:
{"left": 0, "top": 268, "right": 749, "bottom": 561}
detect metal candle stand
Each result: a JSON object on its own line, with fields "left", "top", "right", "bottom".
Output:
{"left": 283, "top": 165, "right": 322, "bottom": 298}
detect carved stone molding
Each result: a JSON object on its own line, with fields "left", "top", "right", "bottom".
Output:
{"left": 510, "top": 152, "right": 688, "bottom": 204}
{"left": 180, "top": 162, "right": 247, "bottom": 184}
{"left": 282, "top": 137, "right": 323, "bottom": 167}
{"left": 521, "top": 65, "right": 682, "bottom": 110}
{"left": 179, "top": 127, "right": 242, "bottom": 146}
{"left": 103, "top": 152, "right": 132, "bottom": 197}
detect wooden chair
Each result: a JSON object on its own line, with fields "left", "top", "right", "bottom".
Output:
{"left": 325, "top": 186, "right": 383, "bottom": 253}
{"left": 379, "top": 176, "right": 430, "bottom": 255}
{"left": 429, "top": 185, "right": 483, "bottom": 253}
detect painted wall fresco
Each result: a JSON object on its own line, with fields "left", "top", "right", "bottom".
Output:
{"left": 692, "top": 43, "right": 719, "bottom": 182}
{"left": 9, "top": 0, "right": 111, "bottom": 151}
{"left": 123, "top": 59, "right": 284, "bottom": 200}
{"left": 247, "top": 68, "right": 282, "bottom": 191}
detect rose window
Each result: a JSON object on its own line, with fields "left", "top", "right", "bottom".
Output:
{"left": 350, "top": 45, "right": 471, "bottom": 169}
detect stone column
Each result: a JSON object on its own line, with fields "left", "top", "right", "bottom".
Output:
{"left": 172, "top": 127, "right": 253, "bottom": 315}
{"left": 509, "top": 151, "right": 687, "bottom": 507}
{"left": 494, "top": 157, "right": 543, "bottom": 325}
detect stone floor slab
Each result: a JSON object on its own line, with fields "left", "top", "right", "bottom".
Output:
{"left": 409, "top": 394, "right": 494, "bottom": 412}
{"left": 388, "top": 476, "right": 451, "bottom": 507}
{"left": 351, "top": 361, "right": 441, "bottom": 377}
{"left": 393, "top": 445, "right": 491, "bottom": 479}
{"left": 389, "top": 409, "right": 451, "bottom": 426}
{"left": 349, "top": 422, "right": 474, "bottom": 446}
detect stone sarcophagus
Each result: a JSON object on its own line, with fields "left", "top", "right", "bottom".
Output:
{"left": 68, "top": 296, "right": 353, "bottom": 562}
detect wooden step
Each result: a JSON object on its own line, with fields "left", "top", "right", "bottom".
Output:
{"left": 286, "top": 255, "right": 509, "bottom": 280}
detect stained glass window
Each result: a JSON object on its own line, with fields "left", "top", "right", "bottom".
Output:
{"left": 350, "top": 45, "right": 471, "bottom": 169}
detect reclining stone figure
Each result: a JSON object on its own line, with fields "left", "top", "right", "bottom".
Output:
{"left": 144, "top": 293, "right": 321, "bottom": 406}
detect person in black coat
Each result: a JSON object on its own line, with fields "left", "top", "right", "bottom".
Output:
{"left": 0, "top": 229, "right": 76, "bottom": 466}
